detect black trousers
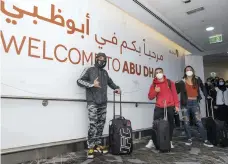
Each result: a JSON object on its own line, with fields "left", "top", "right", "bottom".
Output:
{"left": 153, "top": 106, "right": 175, "bottom": 141}
{"left": 217, "top": 105, "right": 228, "bottom": 122}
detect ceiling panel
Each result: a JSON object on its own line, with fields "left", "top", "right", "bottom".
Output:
{"left": 140, "top": 0, "right": 228, "bottom": 54}
{"left": 106, "top": 0, "right": 202, "bottom": 53}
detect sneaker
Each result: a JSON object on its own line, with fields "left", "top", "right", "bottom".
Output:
{"left": 87, "top": 148, "right": 94, "bottom": 159}
{"left": 94, "top": 145, "right": 108, "bottom": 154}
{"left": 185, "top": 139, "right": 192, "bottom": 146}
{"left": 145, "top": 140, "right": 154, "bottom": 148}
{"left": 170, "top": 141, "right": 174, "bottom": 149}
{"left": 203, "top": 140, "right": 214, "bottom": 148}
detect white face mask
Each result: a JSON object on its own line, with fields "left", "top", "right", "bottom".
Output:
{"left": 186, "top": 71, "right": 193, "bottom": 77}
{"left": 219, "top": 82, "right": 224, "bottom": 86}
{"left": 156, "top": 73, "right": 164, "bottom": 79}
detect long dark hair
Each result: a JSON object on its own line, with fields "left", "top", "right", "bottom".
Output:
{"left": 183, "top": 65, "right": 197, "bottom": 88}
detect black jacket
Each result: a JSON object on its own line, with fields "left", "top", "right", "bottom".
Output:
{"left": 175, "top": 76, "right": 207, "bottom": 107}
{"left": 77, "top": 66, "right": 119, "bottom": 105}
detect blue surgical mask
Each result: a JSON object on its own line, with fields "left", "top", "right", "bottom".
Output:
{"left": 219, "top": 82, "right": 224, "bottom": 86}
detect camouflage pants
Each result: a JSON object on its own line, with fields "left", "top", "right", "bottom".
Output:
{"left": 87, "top": 103, "right": 107, "bottom": 148}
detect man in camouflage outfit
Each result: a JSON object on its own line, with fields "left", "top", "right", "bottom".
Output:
{"left": 77, "top": 52, "right": 120, "bottom": 159}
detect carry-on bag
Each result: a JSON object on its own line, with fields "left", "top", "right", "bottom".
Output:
{"left": 203, "top": 99, "right": 228, "bottom": 147}
{"left": 109, "top": 91, "right": 133, "bottom": 154}
{"left": 152, "top": 100, "right": 171, "bottom": 152}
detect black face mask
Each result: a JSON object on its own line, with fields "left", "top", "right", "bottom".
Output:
{"left": 96, "top": 59, "right": 106, "bottom": 68}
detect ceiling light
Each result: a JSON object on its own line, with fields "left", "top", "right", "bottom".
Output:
{"left": 206, "top": 27, "right": 214, "bottom": 31}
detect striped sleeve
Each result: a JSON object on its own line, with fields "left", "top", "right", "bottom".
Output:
{"left": 77, "top": 67, "right": 94, "bottom": 88}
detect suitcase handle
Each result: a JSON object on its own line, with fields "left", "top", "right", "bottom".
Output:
{"left": 163, "top": 100, "right": 168, "bottom": 121}
{"left": 205, "top": 99, "right": 209, "bottom": 117}
{"left": 114, "top": 115, "right": 125, "bottom": 119}
{"left": 113, "top": 90, "right": 122, "bottom": 119}
{"left": 206, "top": 98, "right": 214, "bottom": 119}
{"left": 210, "top": 98, "right": 214, "bottom": 119}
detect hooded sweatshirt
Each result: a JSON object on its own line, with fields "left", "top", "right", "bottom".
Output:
{"left": 148, "top": 76, "right": 179, "bottom": 108}
{"left": 77, "top": 53, "right": 119, "bottom": 105}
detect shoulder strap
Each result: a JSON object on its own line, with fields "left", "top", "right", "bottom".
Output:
{"left": 153, "top": 79, "right": 172, "bottom": 91}
{"left": 167, "top": 79, "right": 172, "bottom": 90}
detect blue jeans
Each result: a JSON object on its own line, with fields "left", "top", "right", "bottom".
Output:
{"left": 182, "top": 100, "right": 207, "bottom": 141}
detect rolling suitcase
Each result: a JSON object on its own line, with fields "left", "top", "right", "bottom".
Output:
{"left": 152, "top": 100, "right": 171, "bottom": 152}
{"left": 204, "top": 99, "right": 228, "bottom": 147}
{"left": 201, "top": 99, "right": 210, "bottom": 128}
{"left": 109, "top": 91, "right": 133, "bottom": 155}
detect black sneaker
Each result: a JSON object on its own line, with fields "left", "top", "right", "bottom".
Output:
{"left": 203, "top": 140, "right": 214, "bottom": 148}
{"left": 87, "top": 148, "right": 94, "bottom": 159}
{"left": 185, "top": 139, "right": 192, "bottom": 146}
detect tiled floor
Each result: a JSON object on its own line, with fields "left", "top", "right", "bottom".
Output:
{"left": 20, "top": 138, "right": 228, "bottom": 164}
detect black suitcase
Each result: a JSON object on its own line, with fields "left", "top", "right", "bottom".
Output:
{"left": 152, "top": 101, "right": 171, "bottom": 152}
{"left": 109, "top": 91, "right": 133, "bottom": 155}
{"left": 201, "top": 99, "right": 210, "bottom": 128}
{"left": 204, "top": 99, "right": 228, "bottom": 147}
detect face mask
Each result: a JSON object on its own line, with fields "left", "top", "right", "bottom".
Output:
{"left": 207, "top": 82, "right": 211, "bottom": 85}
{"left": 96, "top": 59, "right": 106, "bottom": 68}
{"left": 219, "top": 82, "right": 224, "bottom": 86}
{"left": 156, "top": 73, "right": 163, "bottom": 79}
{"left": 186, "top": 71, "right": 193, "bottom": 77}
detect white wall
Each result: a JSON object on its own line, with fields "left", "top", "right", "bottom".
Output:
{"left": 1, "top": 0, "right": 188, "bottom": 150}
{"left": 204, "top": 64, "right": 228, "bottom": 80}
{"left": 1, "top": 99, "right": 153, "bottom": 149}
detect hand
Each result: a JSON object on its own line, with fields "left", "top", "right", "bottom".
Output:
{"left": 155, "top": 85, "right": 160, "bottom": 93}
{"left": 114, "top": 89, "right": 121, "bottom": 94}
{"left": 214, "top": 106, "right": 218, "bottom": 109}
{"left": 93, "top": 77, "right": 101, "bottom": 88}
{"left": 175, "top": 106, "right": 179, "bottom": 112}
{"left": 207, "top": 96, "right": 212, "bottom": 99}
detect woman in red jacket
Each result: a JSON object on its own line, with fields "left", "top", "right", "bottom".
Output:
{"left": 146, "top": 68, "right": 179, "bottom": 149}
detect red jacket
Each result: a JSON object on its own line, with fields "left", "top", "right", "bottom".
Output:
{"left": 148, "top": 76, "right": 179, "bottom": 108}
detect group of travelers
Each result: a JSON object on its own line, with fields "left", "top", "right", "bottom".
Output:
{"left": 205, "top": 73, "right": 228, "bottom": 124}
{"left": 77, "top": 52, "right": 227, "bottom": 159}
{"left": 145, "top": 66, "right": 214, "bottom": 149}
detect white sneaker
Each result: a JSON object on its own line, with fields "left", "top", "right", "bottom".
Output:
{"left": 185, "top": 139, "right": 192, "bottom": 146}
{"left": 203, "top": 140, "right": 214, "bottom": 148}
{"left": 170, "top": 141, "right": 174, "bottom": 149}
{"left": 145, "top": 140, "right": 154, "bottom": 148}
